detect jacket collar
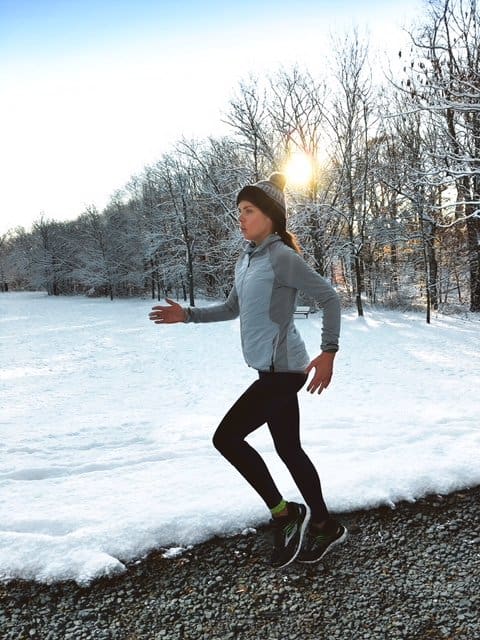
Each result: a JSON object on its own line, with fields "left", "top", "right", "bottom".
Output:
{"left": 244, "top": 234, "right": 281, "bottom": 255}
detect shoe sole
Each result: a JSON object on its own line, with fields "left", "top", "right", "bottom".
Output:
{"left": 275, "top": 505, "right": 311, "bottom": 569}
{"left": 296, "top": 527, "right": 348, "bottom": 565}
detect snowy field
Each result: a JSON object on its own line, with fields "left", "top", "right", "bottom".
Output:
{"left": 1, "top": 292, "right": 479, "bottom": 585}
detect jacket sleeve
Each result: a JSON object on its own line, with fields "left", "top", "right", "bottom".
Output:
{"left": 273, "top": 247, "right": 341, "bottom": 352}
{"left": 185, "top": 285, "right": 239, "bottom": 323}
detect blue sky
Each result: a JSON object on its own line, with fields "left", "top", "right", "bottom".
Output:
{"left": 0, "top": 0, "right": 424, "bottom": 234}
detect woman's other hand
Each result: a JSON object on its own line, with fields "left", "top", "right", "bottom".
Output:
{"left": 305, "top": 352, "right": 336, "bottom": 395}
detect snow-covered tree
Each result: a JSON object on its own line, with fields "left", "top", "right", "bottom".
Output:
{"left": 405, "top": 0, "right": 480, "bottom": 311}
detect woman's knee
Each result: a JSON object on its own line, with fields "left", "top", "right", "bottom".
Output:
{"left": 212, "top": 427, "right": 223, "bottom": 452}
{"left": 212, "top": 424, "right": 234, "bottom": 454}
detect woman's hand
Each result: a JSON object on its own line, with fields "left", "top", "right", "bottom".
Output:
{"left": 305, "top": 352, "right": 336, "bottom": 395}
{"left": 149, "top": 298, "right": 187, "bottom": 324}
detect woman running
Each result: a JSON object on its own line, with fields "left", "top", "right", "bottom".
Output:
{"left": 149, "top": 172, "right": 347, "bottom": 568}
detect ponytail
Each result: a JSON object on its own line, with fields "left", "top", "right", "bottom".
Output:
{"left": 270, "top": 216, "right": 302, "bottom": 253}
{"left": 275, "top": 223, "right": 302, "bottom": 254}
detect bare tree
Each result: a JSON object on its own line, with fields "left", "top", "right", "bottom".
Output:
{"left": 328, "top": 31, "right": 375, "bottom": 316}
{"left": 152, "top": 154, "right": 202, "bottom": 306}
{"left": 267, "top": 67, "right": 334, "bottom": 275}
{"left": 0, "top": 233, "right": 10, "bottom": 292}
{"left": 176, "top": 137, "right": 246, "bottom": 297}
{"left": 74, "top": 206, "right": 117, "bottom": 299}
{"left": 223, "top": 76, "right": 278, "bottom": 180}
{"left": 406, "top": 0, "right": 480, "bottom": 311}
{"left": 31, "top": 217, "right": 73, "bottom": 295}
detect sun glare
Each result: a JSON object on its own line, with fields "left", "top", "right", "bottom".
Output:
{"left": 284, "top": 152, "right": 313, "bottom": 187}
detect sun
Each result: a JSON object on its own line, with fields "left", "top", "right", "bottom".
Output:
{"left": 284, "top": 152, "right": 313, "bottom": 187}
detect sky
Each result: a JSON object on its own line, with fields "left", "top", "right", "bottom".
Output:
{"left": 0, "top": 0, "right": 425, "bottom": 235}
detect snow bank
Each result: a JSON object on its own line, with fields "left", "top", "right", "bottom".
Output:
{"left": 1, "top": 292, "right": 479, "bottom": 584}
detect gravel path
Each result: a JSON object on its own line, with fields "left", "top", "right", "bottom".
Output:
{"left": 2, "top": 486, "right": 479, "bottom": 640}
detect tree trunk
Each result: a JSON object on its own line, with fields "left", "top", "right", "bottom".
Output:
{"left": 390, "top": 243, "right": 399, "bottom": 295}
{"left": 426, "top": 234, "right": 438, "bottom": 311}
{"left": 150, "top": 259, "right": 155, "bottom": 299}
{"left": 466, "top": 206, "right": 480, "bottom": 311}
{"left": 309, "top": 211, "right": 325, "bottom": 276}
{"left": 354, "top": 253, "right": 364, "bottom": 317}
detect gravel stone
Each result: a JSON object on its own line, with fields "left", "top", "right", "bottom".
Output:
{"left": 1, "top": 486, "right": 479, "bottom": 640}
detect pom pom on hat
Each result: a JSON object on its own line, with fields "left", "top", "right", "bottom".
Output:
{"left": 268, "top": 172, "right": 287, "bottom": 192}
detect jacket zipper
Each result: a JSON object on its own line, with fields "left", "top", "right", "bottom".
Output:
{"left": 270, "top": 333, "right": 279, "bottom": 372}
{"left": 238, "top": 252, "right": 252, "bottom": 359}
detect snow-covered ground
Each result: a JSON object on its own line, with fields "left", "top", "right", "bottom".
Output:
{"left": 1, "top": 292, "right": 479, "bottom": 585}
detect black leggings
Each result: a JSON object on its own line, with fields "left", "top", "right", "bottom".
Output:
{"left": 213, "top": 371, "right": 329, "bottom": 523}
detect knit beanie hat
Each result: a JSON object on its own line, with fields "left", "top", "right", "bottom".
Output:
{"left": 236, "top": 172, "right": 287, "bottom": 226}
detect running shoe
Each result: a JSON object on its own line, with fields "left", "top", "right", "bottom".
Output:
{"left": 296, "top": 518, "right": 347, "bottom": 564}
{"left": 270, "top": 502, "right": 310, "bottom": 569}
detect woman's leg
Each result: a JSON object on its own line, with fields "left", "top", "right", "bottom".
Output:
{"left": 266, "top": 387, "right": 329, "bottom": 524}
{"left": 213, "top": 372, "right": 306, "bottom": 510}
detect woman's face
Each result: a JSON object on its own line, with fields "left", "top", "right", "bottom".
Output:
{"left": 238, "top": 200, "right": 273, "bottom": 244}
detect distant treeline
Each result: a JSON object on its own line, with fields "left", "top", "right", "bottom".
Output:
{"left": 1, "top": 0, "right": 479, "bottom": 321}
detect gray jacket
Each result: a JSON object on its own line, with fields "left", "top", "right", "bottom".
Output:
{"left": 186, "top": 235, "right": 340, "bottom": 372}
